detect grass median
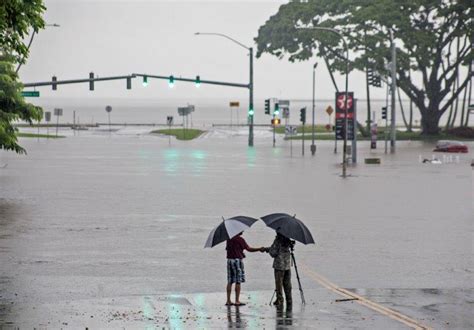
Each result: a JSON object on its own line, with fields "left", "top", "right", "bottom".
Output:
{"left": 151, "top": 128, "right": 205, "bottom": 141}
{"left": 17, "top": 132, "right": 65, "bottom": 138}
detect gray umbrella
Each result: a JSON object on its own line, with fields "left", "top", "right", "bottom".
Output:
{"left": 204, "top": 216, "right": 258, "bottom": 248}
{"left": 261, "top": 213, "right": 315, "bottom": 245}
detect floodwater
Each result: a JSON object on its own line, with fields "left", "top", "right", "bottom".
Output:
{"left": 0, "top": 126, "right": 473, "bottom": 328}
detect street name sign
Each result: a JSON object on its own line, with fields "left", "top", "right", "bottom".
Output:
{"left": 21, "top": 91, "right": 40, "bottom": 97}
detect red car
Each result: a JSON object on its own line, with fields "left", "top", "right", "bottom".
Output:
{"left": 433, "top": 140, "right": 468, "bottom": 153}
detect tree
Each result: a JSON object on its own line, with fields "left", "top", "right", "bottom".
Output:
{"left": 0, "top": 0, "right": 45, "bottom": 153}
{"left": 0, "top": 54, "right": 42, "bottom": 153}
{"left": 255, "top": 0, "right": 472, "bottom": 135}
{"left": 0, "top": 0, "right": 46, "bottom": 64}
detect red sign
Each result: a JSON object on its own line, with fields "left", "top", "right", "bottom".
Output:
{"left": 336, "top": 93, "right": 353, "bottom": 111}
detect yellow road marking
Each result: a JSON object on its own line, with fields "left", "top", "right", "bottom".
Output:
{"left": 300, "top": 263, "right": 432, "bottom": 330}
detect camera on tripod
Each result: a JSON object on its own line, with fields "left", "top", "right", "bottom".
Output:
{"left": 289, "top": 240, "right": 296, "bottom": 250}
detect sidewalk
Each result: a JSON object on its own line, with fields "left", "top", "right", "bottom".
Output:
{"left": 2, "top": 288, "right": 439, "bottom": 329}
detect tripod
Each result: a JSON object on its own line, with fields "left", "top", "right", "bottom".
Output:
{"left": 268, "top": 246, "right": 306, "bottom": 305}
{"left": 291, "top": 247, "right": 306, "bottom": 305}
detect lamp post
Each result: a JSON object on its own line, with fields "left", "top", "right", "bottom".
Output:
{"left": 195, "top": 32, "right": 254, "bottom": 147}
{"left": 311, "top": 62, "right": 318, "bottom": 156}
{"left": 16, "top": 23, "right": 60, "bottom": 73}
{"left": 299, "top": 27, "right": 349, "bottom": 177}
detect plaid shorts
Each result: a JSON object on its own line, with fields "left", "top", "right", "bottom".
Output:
{"left": 227, "top": 258, "right": 245, "bottom": 284}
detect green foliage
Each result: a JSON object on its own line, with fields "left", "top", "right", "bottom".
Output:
{"left": 0, "top": 54, "right": 43, "bottom": 153}
{"left": 255, "top": 0, "right": 472, "bottom": 134}
{"left": 0, "top": 0, "right": 46, "bottom": 64}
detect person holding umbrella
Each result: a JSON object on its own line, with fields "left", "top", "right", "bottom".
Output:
{"left": 260, "top": 213, "right": 316, "bottom": 308}
{"left": 225, "top": 232, "right": 264, "bottom": 306}
{"left": 204, "top": 216, "right": 265, "bottom": 307}
{"left": 263, "top": 233, "right": 294, "bottom": 308}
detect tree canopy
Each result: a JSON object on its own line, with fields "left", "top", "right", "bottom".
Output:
{"left": 255, "top": 0, "right": 472, "bottom": 134}
{"left": 0, "top": 54, "right": 42, "bottom": 153}
{"left": 1, "top": 0, "right": 45, "bottom": 153}
{"left": 0, "top": 0, "right": 45, "bottom": 64}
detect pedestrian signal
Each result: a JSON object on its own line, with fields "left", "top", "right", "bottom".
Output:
{"left": 271, "top": 118, "right": 281, "bottom": 126}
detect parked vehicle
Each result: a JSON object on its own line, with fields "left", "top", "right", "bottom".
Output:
{"left": 433, "top": 140, "right": 468, "bottom": 153}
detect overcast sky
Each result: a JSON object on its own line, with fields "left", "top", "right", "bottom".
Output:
{"left": 20, "top": 0, "right": 386, "bottom": 101}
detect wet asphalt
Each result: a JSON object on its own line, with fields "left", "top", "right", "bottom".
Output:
{"left": 0, "top": 126, "right": 473, "bottom": 329}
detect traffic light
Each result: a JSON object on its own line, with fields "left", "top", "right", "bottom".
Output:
{"left": 264, "top": 99, "right": 270, "bottom": 115}
{"left": 271, "top": 118, "right": 281, "bottom": 125}
{"left": 381, "top": 106, "right": 387, "bottom": 120}
{"left": 142, "top": 75, "right": 148, "bottom": 87}
{"left": 126, "top": 76, "right": 132, "bottom": 90}
{"left": 300, "top": 107, "right": 306, "bottom": 124}
{"left": 52, "top": 76, "right": 57, "bottom": 90}
{"left": 372, "top": 75, "right": 381, "bottom": 87}
{"left": 195, "top": 75, "right": 201, "bottom": 88}
{"left": 89, "top": 72, "right": 94, "bottom": 91}
{"left": 274, "top": 103, "right": 280, "bottom": 116}
{"left": 248, "top": 106, "right": 254, "bottom": 116}
{"left": 168, "top": 75, "right": 175, "bottom": 88}
{"left": 368, "top": 67, "right": 382, "bottom": 87}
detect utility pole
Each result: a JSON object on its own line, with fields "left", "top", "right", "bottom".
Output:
{"left": 390, "top": 30, "right": 397, "bottom": 153}
{"left": 311, "top": 63, "right": 318, "bottom": 156}
{"left": 249, "top": 47, "right": 254, "bottom": 147}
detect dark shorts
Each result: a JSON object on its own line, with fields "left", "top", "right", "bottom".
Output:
{"left": 227, "top": 258, "right": 245, "bottom": 284}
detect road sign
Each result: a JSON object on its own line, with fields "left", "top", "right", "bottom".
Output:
{"left": 105, "top": 105, "right": 112, "bottom": 113}
{"left": 326, "top": 105, "right": 334, "bottom": 116}
{"left": 469, "top": 104, "right": 474, "bottom": 113}
{"left": 335, "top": 92, "right": 355, "bottom": 140}
{"left": 167, "top": 116, "right": 174, "bottom": 125}
{"left": 229, "top": 101, "right": 240, "bottom": 107}
{"left": 285, "top": 125, "right": 297, "bottom": 136}
{"left": 178, "top": 106, "right": 193, "bottom": 116}
{"left": 53, "top": 108, "right": 63, "bottom": 116}
{"left": 21, "top": 91, "right": 40, "bottom": 97}
{"left": 44, "top": 112, "right": 51, "bottom": 122}
{"left": 279, "top": 100, "right": 290, "bottom": 107}
{"left": 282, "top": 108, "right": 290, "bottom": 119}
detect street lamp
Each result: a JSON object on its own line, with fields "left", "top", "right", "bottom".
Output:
{"left": 298, "top": 27, "right": 350, "bottom": 178}
{"left": 194, "top": 32, "right": 254, "bottom": 147}
{"left": 311, "top": 62, "right": 318, "bottom": 156}
{"left": 16, "top": 23, "right": 60, "bottom": 73}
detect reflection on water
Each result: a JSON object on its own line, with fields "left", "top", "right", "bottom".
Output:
{"left": 276, "top": 308, "right": 293, "bottom": 327}
{"left": 246, "top": 147, "right": 256, "bottom": 168}
{"left": 227, "top": 305, "right": 244, "bottom": 328}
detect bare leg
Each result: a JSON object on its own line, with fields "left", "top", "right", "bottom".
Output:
{"left": 235, "top": 283, "right": 241, "bottom": 304}
{"left": 226, "top": 283, "right": 233, "bottom": 305}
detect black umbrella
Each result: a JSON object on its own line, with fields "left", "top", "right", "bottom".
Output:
{"left": 261, "top": 213, "right": 314, "bottom": 305}
{"left": 261, "top": 213, "right": 315, "bottom": 245}
{"left": 204, "top": 216, "right": 258, "bottom": 248}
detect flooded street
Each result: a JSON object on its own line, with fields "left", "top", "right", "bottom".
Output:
{"left": 1, "top": 127, "right": 473, "bottom": 328}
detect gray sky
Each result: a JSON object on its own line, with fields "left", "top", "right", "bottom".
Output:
{"left": 20, "top": 0, "right": 385, "bottom": 101}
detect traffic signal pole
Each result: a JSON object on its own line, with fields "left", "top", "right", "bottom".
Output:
{"left": 249, "top": 47, "right": 254, "bottom": 147}
{"left": 389, "top": 30, "right": 397, "bottom": 153}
